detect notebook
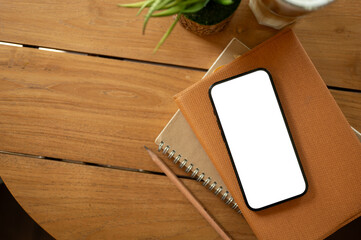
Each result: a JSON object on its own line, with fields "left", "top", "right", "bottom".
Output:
{"left": 156, "top": 35, "right": 361, "bottom": 215}
{"left": 174, "top": 28, "right": 361, "bottom": 240}
{"left": 155, "top": 38, "right": 250, "bottom": 212}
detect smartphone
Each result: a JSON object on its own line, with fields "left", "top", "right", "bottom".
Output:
{"left": 209, "top": 68, "right": 307, "bottom": 211}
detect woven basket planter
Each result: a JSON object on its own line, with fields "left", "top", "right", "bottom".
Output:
{"left": 180, "top": 0, "right": 241, "bottom": 36}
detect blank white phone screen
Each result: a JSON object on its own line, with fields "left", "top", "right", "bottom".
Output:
{"left": 210, "top": 69, "right": 307, "bottom": 210}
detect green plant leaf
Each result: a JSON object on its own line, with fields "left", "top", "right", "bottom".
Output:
{"left": 151, "top": 5, "right": 183, "bottom": 17}
{"left": 118, "top": 1, "right": 149, "bottom": 8}
{"left": 182, "top": 1, "right": 206, "bottom": 13}
{"left": 151, "top": 0, "right": 204, "bottom": 16}
{"left": 182, "top": 0, "right": 206, "bottom": 6}
{"left": 153, "top": 14, "right": 181, "bottom": 53}
{"left": 118, "top": 0, "right": 218, "bottom": 53}
{"left": 155, "top": 0, "right": 174, "bottom": 10}
{"left": 213, "top": 0, "right": 233, "bottom": 5}
{"left": 162, "top": 0, "right": 181, "bottom": 9}
{"left": 137, "top": 0, "right": 154, "bottom": 16}
{"left": 143, "top": 0, "right": 162, "bottom": 34}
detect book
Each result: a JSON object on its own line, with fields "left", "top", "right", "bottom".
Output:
{"left": 174, "top": 28, "right": 361, "bottom": 240}
{"left": 155, "top": 38, "right": 249, "bottom": 212}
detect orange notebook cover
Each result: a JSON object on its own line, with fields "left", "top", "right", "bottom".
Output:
{"left": 174, "top": 29, "right": 361, "bottom": 240}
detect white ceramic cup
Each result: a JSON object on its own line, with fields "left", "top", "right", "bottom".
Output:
{"left": 249, "top": 0, "right": 335, "bottom": 29}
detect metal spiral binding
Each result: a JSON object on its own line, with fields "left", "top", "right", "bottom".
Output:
{"left": 157, "top": 141, "right": 241, "bottom": 214}
{"left": 221, "top": 191, "right": 229, "bottom": 200}
{"left": 191, "top": 168, "right": 199, "bottom": 178}
{"left": 185, "top": 164, "right": 193, "bottom": 173}
{"left": 179, "top": 159, "right": 187, "bottom": 168}
{"left": 202, "top": 177, "right": 211, "bottom": 186}
{"left": 226, "top": 197, "right": 233, "bottom": 205}
{"left": 162, "top": 145, "right": 170, "bottom": 155}
{"left": 174, "top": 155, "right": 181, "bottom": 164}
{"left": 168, "top": 150, "right": 176, "bottom": 159}
{"left": 196, "top": 173, "right": 205, "bottom": 182}
{"left": 214, "top": 186, "right": 223, "bottom": 196}
{"left": 208, "top": 182, "right": 217, "bottom": 191}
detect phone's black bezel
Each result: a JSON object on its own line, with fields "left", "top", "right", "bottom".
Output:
{"left": 208, "top": 68, "right": 308, "bottom": 211}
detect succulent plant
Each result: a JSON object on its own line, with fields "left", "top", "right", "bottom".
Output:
{"left": 118, "top": 0, "right": 233, "bottom": 52}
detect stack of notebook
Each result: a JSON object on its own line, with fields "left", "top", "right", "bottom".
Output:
{"left": 155, "top": 29, "right": 361, "bottom": 239}
{"left": 156, "top": 38, "right": 250, "bottom": 212}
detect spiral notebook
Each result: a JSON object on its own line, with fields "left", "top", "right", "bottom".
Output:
{"left": 155, "top": 38, "right": 250, "bottom": 212}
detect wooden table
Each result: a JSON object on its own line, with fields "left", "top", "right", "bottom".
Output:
{"left": 0, "top": 0, "right": 360, "bottom": 239}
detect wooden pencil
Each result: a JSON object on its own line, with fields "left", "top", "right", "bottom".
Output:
{"left": 144, "top": 146, "right": 232, "bottom": 240}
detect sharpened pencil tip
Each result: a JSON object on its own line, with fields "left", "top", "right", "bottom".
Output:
{"left": 144, "top": 145, "right": 149, "bottom": 150}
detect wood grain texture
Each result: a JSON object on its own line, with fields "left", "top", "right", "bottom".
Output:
{"left": 0, "top": 153, "right": 256, "bottom": 240}
{"left": 330, "top": 90, "right": 361, "bottom": 132}
{"left": 0, "top": 44, "right": 204, "bottom": 174}
{"left": 0, "top": 0, "right": 360, "bottom": 90}
{"left": 1, "top": 44, "right": 360, "bottom": 172}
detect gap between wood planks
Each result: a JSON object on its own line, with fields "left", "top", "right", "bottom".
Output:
{"left": 1, "top": 40, "right": 360, "bottom": 93}
{"left": 0, "top": 41, "right": 208, "bottom": 73}
{"left": 0, "top": 41, "right": 360, "bottom": 176}
{"left": 0, "top": 150, "right": 195, "bottom": 180}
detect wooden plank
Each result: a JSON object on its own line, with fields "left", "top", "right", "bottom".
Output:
{"left": 294, "top": 3, "right": 361, "bottom": 91}
{"left": 0, "top": 153, "right": 256, "bottom": 240}
{"left": 330, "top": 90, "right": 361, "bottom": 132}
{"left": 1, "top": 45, "right": 360, "bottom": 172}
{"left": 0, "top": 0, "right": 360, "bottom": 90}
{"left": 0, "top": 44, "right": 204, "bottom": 174}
